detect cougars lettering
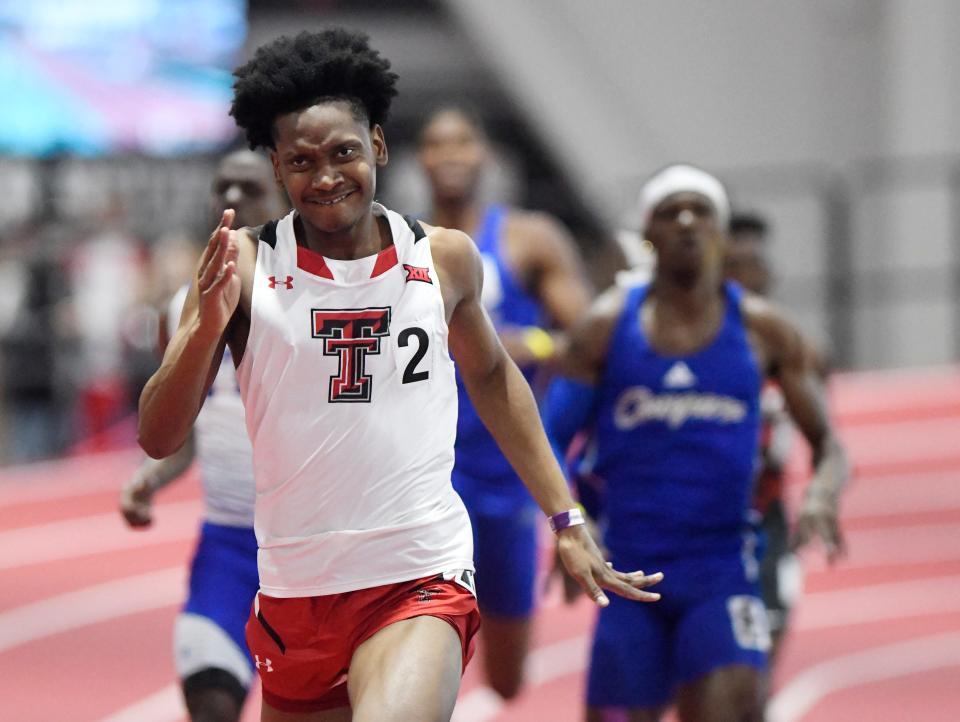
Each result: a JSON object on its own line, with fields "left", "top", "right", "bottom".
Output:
{"left": 613, "top": 386, "right": 748, "bottom": 430}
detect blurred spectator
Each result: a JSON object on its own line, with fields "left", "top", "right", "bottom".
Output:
{"left": 66, "top": 196, "right": 150, "bottom": 447}
{"left": 0, "top": 223, "right": 75, "bottom": 463}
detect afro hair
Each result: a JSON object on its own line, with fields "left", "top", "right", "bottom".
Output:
{"left": 230, "top": 28, "right": 399, "bottom": 150}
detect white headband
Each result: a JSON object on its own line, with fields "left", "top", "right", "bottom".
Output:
{"left": 638, "top": 164, "right": 730, "bottom": 232}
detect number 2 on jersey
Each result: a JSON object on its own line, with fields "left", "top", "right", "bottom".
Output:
{"left": 398, "top": 327, "right": 429, "bottom": 384}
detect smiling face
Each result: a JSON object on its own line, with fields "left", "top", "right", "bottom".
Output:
{"left": 270, "top": 101, "right": 387, "bottom": 235}
{"left": 646, "top": 191, "right": 725, "bottom": 285}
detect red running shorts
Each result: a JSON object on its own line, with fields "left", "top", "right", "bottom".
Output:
{"left": 245, "top": 571, "right": 480, "bottom": 713}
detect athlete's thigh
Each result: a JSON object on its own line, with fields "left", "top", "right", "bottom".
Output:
{"left": 586, "top": 593, "right": 673, "bottom": 712}
{"left": 479, "top": 615, "right": 531, "bottom": 699}
{"left": 675, "top": 665, "right": 762, "bottom": 722}
{"left": 347, "top": 615, "right": 463, "bottom": 722}
{"left": 672, "top": 564, "right": 768, "bottom": 721}
{"left": 673, "top": 587, "right": 769, "bottom": 687}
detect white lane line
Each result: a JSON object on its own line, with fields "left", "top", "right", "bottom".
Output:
{"left": 98, "top": 683, "right": 183, "bottom": 722}
{"left": 0, "top": 566, "right": 184, "bottom": 652}
{"left": 0, "top": 500, "right": 202, "bottom": 571}
{"left": 768, "top": 632, "right": 960, "bottom": 722}
{"left": 794, "top": 575, "right": 960, "bottom": 631}
{"left": 452, "top": 635, "right": 591, "bottom": 722}
{"left": 452, "top": 687, "right": 506, "bottom": 722}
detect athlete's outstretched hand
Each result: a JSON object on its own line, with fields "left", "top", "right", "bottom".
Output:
{"left": 791, "top": 493, "right": 845, "bottom": 562}
{"left": 556, "top": 524, "right": 662, "bottom": 607}
{"left": 197, "top": 209, "right": 241, "bottom": 336}
{"left": 546, "top": 515, "right": 606, "bottom": 604}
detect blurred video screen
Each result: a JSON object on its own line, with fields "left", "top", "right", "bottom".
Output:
{"left": 0, "top": 0, "right": 247, "bottom": 156}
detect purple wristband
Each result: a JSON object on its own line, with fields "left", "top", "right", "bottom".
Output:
{"left": 548, "top": 507, "right": 586, "bottom": 534}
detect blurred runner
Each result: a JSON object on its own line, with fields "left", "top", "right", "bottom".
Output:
{"left": 546, "top": 165, "right": 848, "bottom": 722}
{"left": 120, "top": 149, "right": 287, "bottom": 722}
{"left": 417, "top": 104, "right": 592, "bottom": 699}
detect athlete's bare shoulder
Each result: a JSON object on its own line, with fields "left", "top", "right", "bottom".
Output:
{"left": 578, "top": 284, "right": 629, "bottom": 341}
{"left": 740, "top": 292, "right": 794, "bottom": 345}
{"left": 422, "top": 222, "right": 483, "bottom": 321}
{"left": 505, "top": 208, "right": 569, "bottom": 239}
{"left": 232, "top": 225, "right": 259, "bottom": 289}
{"left": 219, "top": 224, "right": 260, "bottom": 358}
{"left": 245, "top": 223, "right": 266, "bottom": 246}
{"left": 739, "top": 290, "right": 813, "bottom": 375}
{"left": 423, "top": 223, "right": 480, "bottom": 286}
{"left": 238, "top": 224, "right": 264, "bottom": 256}
{"left": 502, "top": 208, "right": 579, "bottom": 259}
{"left": 558, "top": 284, "right": 629, "bottom": 381}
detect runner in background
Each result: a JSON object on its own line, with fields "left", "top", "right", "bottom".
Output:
{"left": 545, "top": 165, "right": 848, "bottom": 722}
{"left": 725, "top": 211, "right": 816, "bottom": 701}
{"left": 120, "top": 149, "right": 287, "bottom": 722}
{"left": 417, "top": 105, "right": 593, "bottom": 700}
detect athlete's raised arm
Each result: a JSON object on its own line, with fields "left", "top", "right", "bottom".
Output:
{"left": 138, "top": 210, "right": 242, "bottom": 458}
{"left": 746, "top": 296, "right": 850, "bottom": 561}
{"left": 430, "top": 225, "right": 661, "bottom": 607}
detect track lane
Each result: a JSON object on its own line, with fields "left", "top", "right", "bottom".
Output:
{"left": 0, "top": 367, "right": 957, "bottom": 721}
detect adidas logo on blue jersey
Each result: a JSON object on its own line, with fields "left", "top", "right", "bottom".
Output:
{"left": 663, "top": 361, "right": 697, "bottom": 389}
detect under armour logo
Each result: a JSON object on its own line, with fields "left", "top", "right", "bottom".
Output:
{"left": 417, "top": 587, "right": 441, "bottom": 603}
{"left": 268, "top": 275, "right": 294, "bottom": 289}
{"left": 403, "top": 264, "right": 432, "bottom": 284}
{"left": 254, "top": 655, "right": 274, "bottom": 672}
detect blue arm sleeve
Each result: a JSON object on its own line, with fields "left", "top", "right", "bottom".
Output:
{"left": 543, "top": 377, "right": 604, "bottom": 520}
{"left": 542, "top": 376, "right": 598, "bottom": 465}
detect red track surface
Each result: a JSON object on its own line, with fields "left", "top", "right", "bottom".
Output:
{"left": 2, "top": 366, "right": 958, "bottom": 721}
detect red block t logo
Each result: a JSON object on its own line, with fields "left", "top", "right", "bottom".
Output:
{"left": 311, "top": 307, "right": 391, "bottom": 402}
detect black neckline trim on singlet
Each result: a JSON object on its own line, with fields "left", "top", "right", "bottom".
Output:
{"left": 403, "top": 215, "right": 427, "bottom": 242}
{"left": 258, "top": 220, "right": 279, "bottom": 249}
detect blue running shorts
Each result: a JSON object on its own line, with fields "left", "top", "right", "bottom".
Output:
{"left": 176, "top": 521, "right": 260, "bottom": 687}
{"left": 587, "top": 547, "right": 770, "bottom": 709}
{"left": 453, "top": 468, "right": 539, "bottom": 619}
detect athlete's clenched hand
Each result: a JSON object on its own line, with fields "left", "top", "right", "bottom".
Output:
{"left": 555, "top": 524, "right": 662, "bottom": 606}
{"left": 119, "top": 473, "right": 155, "bottom": 529}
